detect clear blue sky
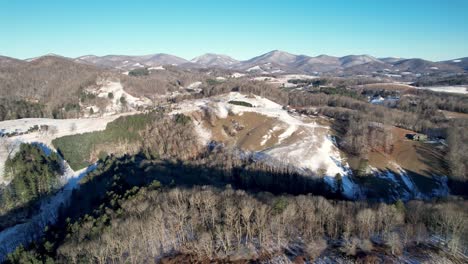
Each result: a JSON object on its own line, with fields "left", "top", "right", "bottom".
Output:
{"left": 1, "top": 0, "right": 467, "bottom": 61}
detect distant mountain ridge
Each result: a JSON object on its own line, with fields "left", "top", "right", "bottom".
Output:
{"left": 2, "top": 50, "right": 467, "bottom": 75}
{"left": 75, "top": 53, "right": 188, "bottom": 70}
{"left": 190, "top": 53, "right": 239, "bottom": 68}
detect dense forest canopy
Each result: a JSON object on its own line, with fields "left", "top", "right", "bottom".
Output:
{"left": 1, "top": 144, "right": 62, "bottom": 216}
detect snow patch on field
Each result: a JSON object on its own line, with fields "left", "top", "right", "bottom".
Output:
{"left": 417, "top": 86, "right": 468, "bottom": 94}
{"left": 0, "top": 115, "right": 128, "bottom": 146}
{"left": 265, "top": 131, "right": 345, "bottom": 176}
{"left": 246, "top": 65, "right": 263, "bottom": 72}
{"left": 253, "top": 74, "right": 318, "bottom": 88}
{"left": 0, "top": 113, "right": 132, "bottom": 181}
{"left": 214, "top": 102, "right": 229, "bottom": 119}
{"left": 193, "top": 122, "right": 211, "bottom": 145}
{"left": 187, "top": 81, "right": 202, "bottom": 90}
{"left": 371, "top": 163, "right": 450, "bottom": 201}
{"left": 172, "top": 92, "right": 351, "bottom": 194}
{"left": 261, "top": 126, "right": 281, "bottom": 146}
{"left": 95, "top": 80, "right": 151, "bottom": 113}
{"left": 231, "top": 72, "right": 245, "bottom": 78}
{"left": 278, "top": 125, "right": 297, "bottom": 143}
{"left": 149, "top": 66, "right": 165, "bottom": 70}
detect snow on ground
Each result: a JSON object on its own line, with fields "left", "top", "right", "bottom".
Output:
{"left": 0, "top": 140, "right": 20, "bottom": 184}
{"left": 0, "top": 162, "right": 97, "bottom": 261}
{"left": 270, "top": 69, "right": 284, "bottom": 74}
{"left": 277, "top": 125, "right": 297, "bottom": 143}
{"left": 94, "top": 80, "right": 152, "bottom": 113}
{"left": 0, "top": 110, "right": 143, "bottom": 256}
{"left": 193, "top": 121, "right": 212, "bottom": 145}
{"left": 246, "top": 65, "right": 263, "bottom": 72}
{"left": 265, "top": 129, "right": 345, "bottom": 176}
{"left": 173, "top": 92, "right": 328, "bottom": 133}
{"left": 149, "top": 66, "right": 165, "bottom": 70}
{"left": 417, "top": 86, "right": 468, "bottom": 94}
{"left": 0, "top": 114, "right": 129, "bottom": 146}
{"left": 214, "top": 102, "right": 229, "bottom": 118}
{"left": 253, "top": 74, "right": 318, "bottom": 88}
{"left": 231, "top": 72, "right": 246, "bottom": 78}
{"left": 187, "top": 81, "right": 202, "bottom": 90}
{"left": 0, "top": 113, "right": 131, "bottom": 182}
{"left": 171, "top": 92, "right": 356, "bottom": 196}
{"left": 261, "top": 125, "right": 281, "bottom": 146}
{"left": 370, "top": 96, "right": 385, "bottom": 104}
{"left": 371, "top": 162, "right": 449, "bottom": 201}
{"left": 253, "top": 76, "right": 277, "bottom": 81}
{"left": 452, "top": 59, "right": 461, "bottom": 63}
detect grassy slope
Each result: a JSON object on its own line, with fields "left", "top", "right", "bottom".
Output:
{"left": 52, "top": 113, "right": 157, "bottom": 170}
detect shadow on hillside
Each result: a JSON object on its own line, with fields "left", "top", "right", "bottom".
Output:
{"left": 414, "top": 143, "right": 449, "bottom": 176}
{"left": 413, "top": 144, "right": 467, "bottom": 196}
{"left": 61, "top": 152, "right": 346, "bottom": 221}
{"left": 0, "top": 198, "right": 42, "bottom": 231}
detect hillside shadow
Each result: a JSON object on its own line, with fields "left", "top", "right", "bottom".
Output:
{"left": 414, "top": 143, "right": 449, "bottom": 176}
{"left": 61, "top": 152, "right": 345, "bottom": 221}
{"left": 0, "top": 196, "right": 42, "bottom": 231}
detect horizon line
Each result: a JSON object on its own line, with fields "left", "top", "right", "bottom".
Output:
{"left": 3, "top": 50, "right": 466, "bottom": 63}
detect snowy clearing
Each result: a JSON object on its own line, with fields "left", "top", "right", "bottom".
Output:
{"left": 231, "top": 72, "right": 246, "bottom": 78}
{"left": 253, "top": 74, "right": 318, "bottom": 88}
{"left": 0, "top": 113, "right": 132, "bottom": 182}
{"left": 93, "top": 80, "right": 152, "bottom": 113}
{"left": 417, "top": 86, "right": 468, "bottom": 94}
{"left": 171, "top": 92, "right": 351, "bottom": 191}
{"left": 149, "top": 66, "right": 165, "bottom": 70}
{"left": 187, "top": 81, "right": 202, "bottom": 89}
{"left": 246, "top": 65, "right": 263, "bottom": 72}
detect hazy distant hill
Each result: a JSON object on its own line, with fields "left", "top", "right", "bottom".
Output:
{"left": 441, "top": 57, "right": 468, "bottom": 71}
{"left": 2, "top": 50, "right": 467, "bottom": 77}
{"left": 190, "top": 53, "right": 239, "bottom": 68}
{"left": 75, "top": 53, "right": 188, "bottom": 70}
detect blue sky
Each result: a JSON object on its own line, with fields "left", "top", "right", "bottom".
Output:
{"left": 1, "top": 0, "right": 467, "bottom": 61}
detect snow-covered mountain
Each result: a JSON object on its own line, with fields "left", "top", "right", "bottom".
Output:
{"left": 190, "top": 53, "right": 239, "bottom": 68}
{"left": 440, "top": 57, "right": 468, "bottom": 71}
{"left": 2, "top": 50, "right": 467, "bottom": 75}
{"left": 75, "top": 53, "right": 188, "bottom": 70}
{"left": 339, "top": 54, "right": 382, "bottom": 68}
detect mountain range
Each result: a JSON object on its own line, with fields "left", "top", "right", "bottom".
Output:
{"left": 1, "top": 50, "right": 467, "bottom": 76}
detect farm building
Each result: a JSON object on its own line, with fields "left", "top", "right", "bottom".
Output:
{"left": 406, "top": 133, "right": 428, "bottom": 141}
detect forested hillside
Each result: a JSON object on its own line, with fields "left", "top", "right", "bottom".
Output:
{"left": 5, "top": 153, "right": 466, "bottom": 263}
{"left": 0, "top": 144, "right": 62, "bottom": 229}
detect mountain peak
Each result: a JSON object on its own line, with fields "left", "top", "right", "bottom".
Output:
{"left": 190, "top": 53, "right": 238, "bottom": 67}
{"left": 26, "top": 53, "right": 67, "bottom": 62}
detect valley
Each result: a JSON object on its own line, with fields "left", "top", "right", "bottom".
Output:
{"left": 2, "top": 1, "right": 468, "bottom": 262}
{"left": 0, "top": 50, "right": 467, "bottom": 263}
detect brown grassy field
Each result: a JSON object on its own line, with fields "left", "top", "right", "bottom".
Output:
{"left": 200, "top": 112, "right": 284, "bottom": 151}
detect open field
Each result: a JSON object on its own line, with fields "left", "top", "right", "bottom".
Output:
{"left": 417, "top": 85, "right": 468, "bottom": 94}
{"left": 347, "top": 126, "right": 449, "bottom": 197}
